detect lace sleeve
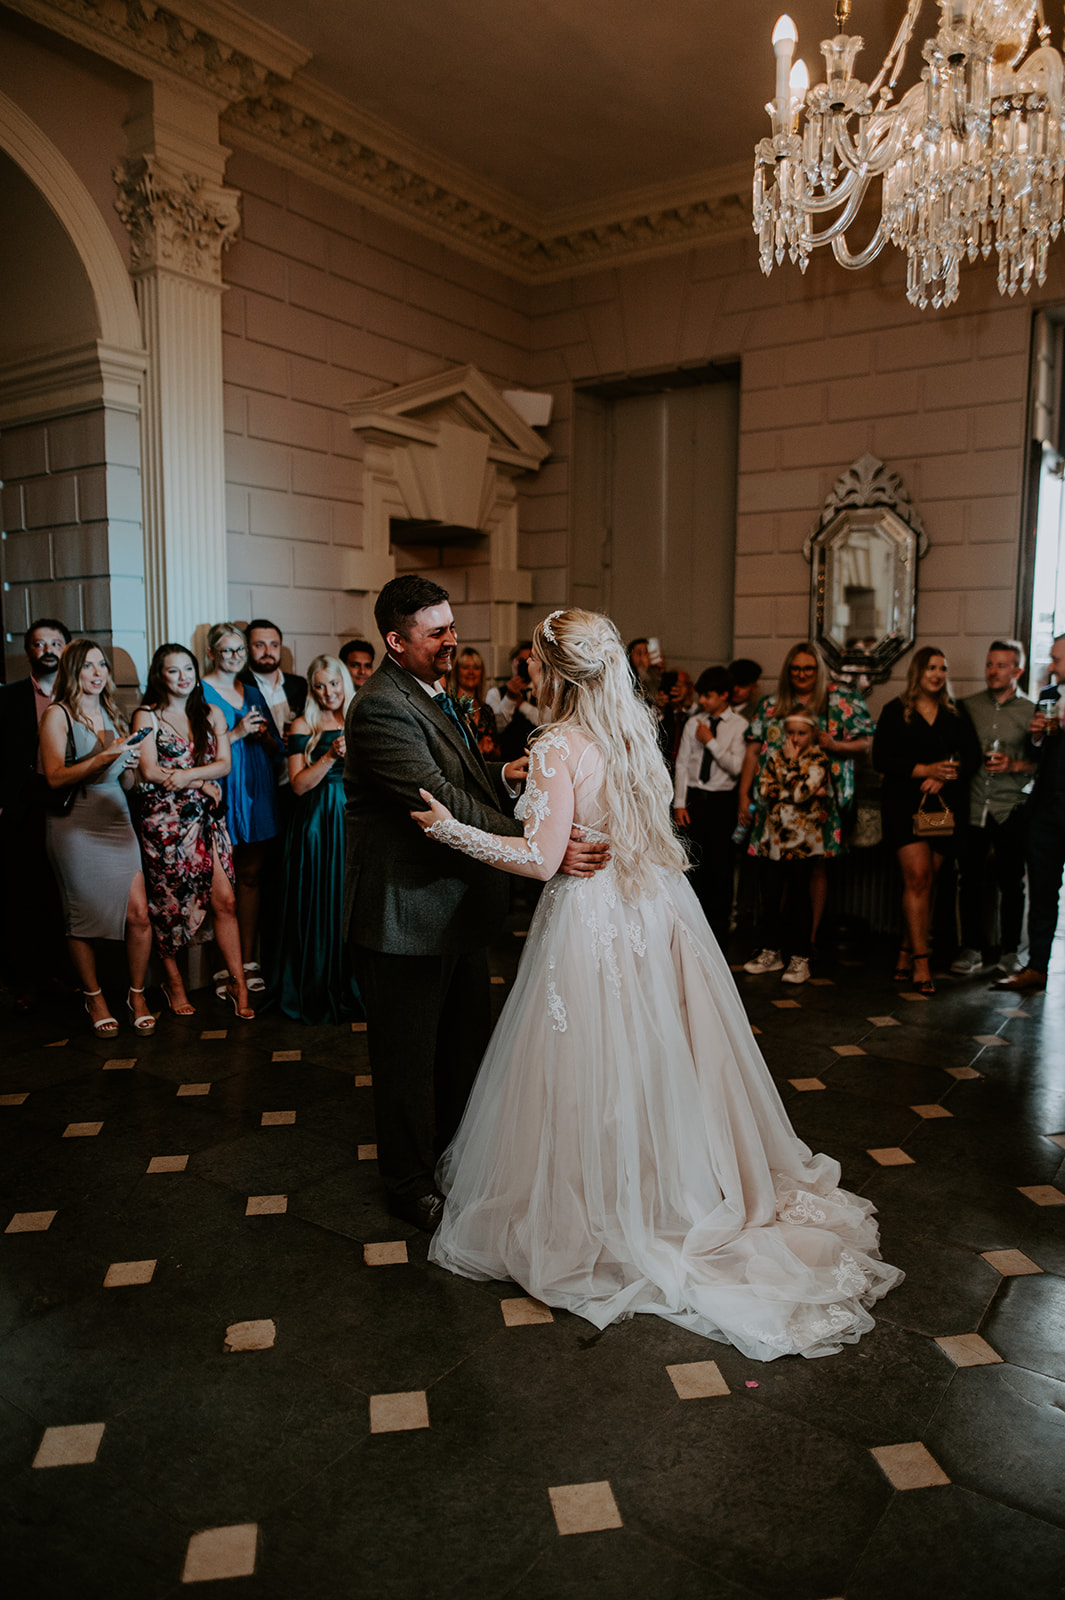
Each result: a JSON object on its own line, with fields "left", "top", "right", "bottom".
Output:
{"left": 425, "top": 732, "right": 574, "bottom": 881}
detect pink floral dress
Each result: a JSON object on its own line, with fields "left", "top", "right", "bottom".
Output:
{"left": 132, "top": 714, "right": 234, "bottom": 956}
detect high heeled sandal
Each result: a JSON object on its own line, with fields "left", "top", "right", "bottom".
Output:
{"left": 893, "top": 946, "right": 914, "bottom": 982}
{"left": 223, "top": 981, "right": 255, "bottom": 1021}
{"left": 161, "top": 985, "right": 196, "bottom": 1017}
{"left": 242, "top": 961, "right": 266, "bottom": 993}
{"left": 127, "top": 987, "right": 157, "bottom": 1035}
{"left": 911, "top": 954, "right": 935, "bottom": 996}
{"left": 83, "top": 989, "right": 119, "bottom": 1037}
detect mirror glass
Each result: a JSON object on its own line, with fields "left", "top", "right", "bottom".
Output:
{"left": 809, "top": 504, "right": 918, "bottom": 682}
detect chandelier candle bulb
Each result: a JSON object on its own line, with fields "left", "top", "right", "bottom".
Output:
{"left": 774, "top": 14, "right": 799, "bottom": 109}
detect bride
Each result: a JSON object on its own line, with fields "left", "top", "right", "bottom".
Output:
{"left": 412, "top": 609, "right": 902, "bottom": 1361}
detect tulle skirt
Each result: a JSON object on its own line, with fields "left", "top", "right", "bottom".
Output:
{"left": 429, "top": 861, "right": 903, "bottom": 1361}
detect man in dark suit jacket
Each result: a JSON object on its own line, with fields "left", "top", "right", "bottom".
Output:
{"left": 344, "top": 576, "right": 603, "bottom": 1231}
{"left": 0, "top": 617, "right": 71, "bottom": 1002}
{"left": 995, "top": 632, "right": 1065, "bottom": 994}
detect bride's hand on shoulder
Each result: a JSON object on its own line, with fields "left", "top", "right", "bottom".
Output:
{"left": 412, "top": 787, "right": 453, "bottom": 831}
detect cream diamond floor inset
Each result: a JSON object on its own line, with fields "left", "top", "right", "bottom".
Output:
{"left": 868, "top": 1016, "right": 900, "bottom": 1027}
{"left": 261, "top": 1111, "right": 295, "bottom": 1126}
{"left": 103, "top": 1259, "right": 156, "bottom": 1287}
{"left": 501, "top": 1296, "right": 554, "bottom": 1326}
{"left": 789, "top": 1078, "right": 826, "bottom": 1091}
{"left": 272, "top": 1050, "right": 300, "bottom": 1062}
{"left": 548, "top": 1481, "right": 623, "bottom": 1536}
{"left": 911, "top": 1104, "right": 952, "bottom": 1119}
{"left": 62, "top": 1121, "right": 102, "bottom": 1137}
{"left": 868, "top": 1147, "right": 915, "bottom": 1166}
{"left": 870, "top": 1441, "right": 950, "bottom": 1490}
{"left": 351, "top": 1020, "right": 367, "bottom": 1031}
{"left": 946, "top": 1066, "right": 982, "bottom": 1079}
{"left": 354, "top": 1075, "right": 372, "bottom": 1087}
{"left": 666, "top": 1360, "right": 730, "bottom": 1399}
{"left": 1017, "top": 1185, "right": 1065, "bottom": 1206}
{"left": 364, "top": 1241, "right": 408, "bottom": 1266}
{"left": 199, "top": 1031, "right": 227, "bottom": 1042}
{"left": 147, "top": 1155, "right": 188, "bottom": 1173}
{"left": 935, "top": 1333, "right": 1003, "bottom": 1367}
{"left": 177, "top": 1083, "right": 211, "bottom": 1097}
{"left": 369, "top": 1391, "right": 429, "bottom": 1433}
{"left": 246, "top": 1194, "right": 287, "bottom": 1215}
{"left": 832, "top": 1044, "right": 866, "bottom": 1057}
{"left": 223, "top": 1319, "right": 276, "bottom": 1352}
{"left": 102, "top": 1058, "right": 135, "bottom": 1070}
{"left": 981, "top": 1249, "right": 1043, "bottom": 1276}
{"left": 32, "top": 1422, "right": 106, "bottom": 1467}
{"left": 182, "top": 1523, "right": 258, "bottom": 1583}
{"left": 0, "top": 1092, "right": 29, "bottom": 1105}
{"left": 6, "top": 1210, "right": 57, "bottom": 1233}
{"left": 357, "top": 1144, "right": 377, "bottom": 1160}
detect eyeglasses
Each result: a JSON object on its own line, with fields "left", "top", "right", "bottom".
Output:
{"left": 791, "top": 665, "right": 816, "bottom": 675}
{"left": 217, "top": 646, "right": 247, "bottom": 658}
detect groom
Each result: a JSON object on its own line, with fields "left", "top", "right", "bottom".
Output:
{"left": 344, "top": 577, "right": 604, "bottom": 1231}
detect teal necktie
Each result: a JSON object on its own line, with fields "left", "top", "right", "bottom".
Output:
{"left": 437, "top": 692, "right": 472, "bottom": 749}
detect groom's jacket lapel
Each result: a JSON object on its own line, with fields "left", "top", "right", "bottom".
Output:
{"left": 388, "top": 660, "right": 497, "bottom": 801}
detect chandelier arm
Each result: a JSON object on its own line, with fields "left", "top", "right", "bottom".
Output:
{"left": 829, "top": 112, "right": 911, "bottom": 179}
{"left": 867, "top": 0, "right": 926, "bottom": 99}
{"left": 831, "top": 217, "right": 892, "bottom": 269}
{"left": 795, "top": 168, "right": 862, "bottom": 213}
{"left": 799, "top": 176, "right": 873, "bottom": 247}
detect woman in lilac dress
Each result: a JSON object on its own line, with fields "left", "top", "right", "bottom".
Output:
{"left": 132, "top": 645, "right": 252, "bottom": 1019}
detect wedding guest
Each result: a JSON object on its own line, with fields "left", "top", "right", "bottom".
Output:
{"left": 339, "top": 638, "right": 375, "bottom": 689}
{"left": 873, "top": 646, "right": 980, "bottom": 996}
{"left": 271, "top": 655, "right": 361, "bottom": 1024}
{"left": 728, "top": 658, "right": 763, "bottom": 722}
{"left": 743, "top": 714, "right": 829, "bottom": 986}
{"left": 131, "top": 645, "right": 251, "bottom": 1021}
{"left": 450, "top": 647, "right": 501, "bottom": 761}
{"left": 38, "top": 640, "right": 153, "bottom": 1036}
{"left": 0, "top": 617, "right": 71, "bottom": 1006}
{"left": 673, "top": 666, "right": 745, "bottom": 945}
{"left": 202, "top": 623, "right": 279, "bottom": 993}
{"left": 486, "top": 640, "right": 539, "bottom": 758}
{"left": 739, "top": 641, "right": 873, "bottom": 963}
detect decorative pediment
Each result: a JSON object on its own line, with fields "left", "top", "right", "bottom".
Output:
{"left": 345, "top": 365, "right": 550, "bottom": 475}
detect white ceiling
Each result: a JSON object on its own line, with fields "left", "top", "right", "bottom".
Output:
{"left": 235, "top": 0, "right": 901, "bottom": 216}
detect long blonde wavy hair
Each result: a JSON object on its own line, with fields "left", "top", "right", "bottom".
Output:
{"left": 53, "top": 638, "right": 128, "bottom": 736}
{"left": 303, "top": 654, "right": 355, "bottom": 757}
{"left": 531, "top": 609, "right": 686, "bottom": 899}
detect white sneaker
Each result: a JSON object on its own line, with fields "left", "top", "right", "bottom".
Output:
{"left": 744, "top": 949, "right": 784, "bottom": 974}
{"left": 781, "top": 955, "right": 810, "bottom": 985}
{"left": 950, "top": 948, "right": 984, "bottom": 975}
{"left": 998, "top": 951, "right": 1023, "bottom": 975}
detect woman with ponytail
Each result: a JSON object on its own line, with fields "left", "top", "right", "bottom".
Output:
{"left": 412, "top": 607, "right": 901, "bottom": 1362}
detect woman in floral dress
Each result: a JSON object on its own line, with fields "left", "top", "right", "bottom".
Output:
{"left": 131, "top": 645, "right": 252, "bottom": 1019}
{"left": 738, "top": 641, "right": 874, "bottom": 973}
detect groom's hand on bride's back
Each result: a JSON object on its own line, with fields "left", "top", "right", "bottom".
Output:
{"left": 560, "top": 828, "right": 610, "bottom": 878}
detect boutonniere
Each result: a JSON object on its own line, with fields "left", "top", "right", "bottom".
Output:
{"left": 452, "top": 693, "right": 475, "bottom": 721}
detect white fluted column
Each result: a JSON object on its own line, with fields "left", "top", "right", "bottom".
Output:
{"left": 114, "top": 151, "right": 240, "bottom": 652}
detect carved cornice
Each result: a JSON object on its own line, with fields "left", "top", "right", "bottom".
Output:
{"left": 9, "top": 0, "right": 752, "bottom": 282}
{"left": 113, "top": 154, "right": 241, "bottom": 281}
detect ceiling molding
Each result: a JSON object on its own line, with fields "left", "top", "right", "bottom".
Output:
{"left": 10, "top": 0, "right": 753, "bottom": 281}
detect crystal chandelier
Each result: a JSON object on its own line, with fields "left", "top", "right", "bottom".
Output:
{"left": 753, "top": 1, "right": 1065, "bottom": 308}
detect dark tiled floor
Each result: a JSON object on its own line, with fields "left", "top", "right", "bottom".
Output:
{"left": 2, "top": 921, "right": 1064, "bottom": 1599}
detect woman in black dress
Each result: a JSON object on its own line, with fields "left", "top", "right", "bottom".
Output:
{"left": 873, "top": 647, "right": 980, "bottom": 994}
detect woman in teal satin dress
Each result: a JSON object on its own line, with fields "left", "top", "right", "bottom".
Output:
{"left": 271, "top": 655, "right": 362, "bottom": 1025}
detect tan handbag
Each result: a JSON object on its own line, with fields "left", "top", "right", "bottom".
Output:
{"left": 913, "top": 794, "right": 954, "bottom": 838}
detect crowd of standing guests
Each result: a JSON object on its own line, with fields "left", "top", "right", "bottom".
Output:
{"left": 2, "top": 615, "right": 1063, "bottom": 1035}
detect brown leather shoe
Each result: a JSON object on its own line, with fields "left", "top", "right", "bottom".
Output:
{"left": 991, "top": 967, "right": 1047, "bottom": 992}
{"left": 389, "top": 1192, "right": 445, "bottom": 1233}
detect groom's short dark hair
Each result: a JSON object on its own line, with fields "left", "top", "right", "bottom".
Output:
{"left": 375, "top": 576, "right": 450, "bottom": 642}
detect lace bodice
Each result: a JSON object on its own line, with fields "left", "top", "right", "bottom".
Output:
{"left": 426, "top": 728, "right": 606, "bottom": 879}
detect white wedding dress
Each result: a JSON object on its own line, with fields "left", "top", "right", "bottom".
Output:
{"left": 426, "top": 729, "right": 902, "bottom": 1361}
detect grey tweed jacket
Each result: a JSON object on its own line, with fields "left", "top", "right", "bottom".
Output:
{"left": 342, "top": 654, "right": 523, "bottom": 955}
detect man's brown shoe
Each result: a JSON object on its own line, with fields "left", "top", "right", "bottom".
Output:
{"left": 991, "top": 967, "right": 1046, "bottom": 993}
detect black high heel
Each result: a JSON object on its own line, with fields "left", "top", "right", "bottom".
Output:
{"left": 893, "top": 946, "right": 913, "bottom": 982}
{"left": 911, "top": 953, "right": 935, "bottom": 996}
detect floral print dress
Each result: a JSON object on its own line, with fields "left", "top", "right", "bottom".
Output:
{"left": 132, "top": 714, "right": 235, "bottom": 956}
{"left": 746, "top": 687, "right": 874, "bottom": 858}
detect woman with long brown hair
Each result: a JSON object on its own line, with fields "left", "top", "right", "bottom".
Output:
{"left": 131, "top": 644, "right": 252, "bottom": 1020}
{"left": 38, "top": 639, "right": 154, "bottom": 1036}
{"left": 873, "top": 645, "right": 980, "bottom": 994}
{"left": 449, "top": 646, "right": 501, "bottom": 761}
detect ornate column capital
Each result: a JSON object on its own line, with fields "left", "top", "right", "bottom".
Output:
{"left": 113, "top": 155, "right": 240, "bottom": 284}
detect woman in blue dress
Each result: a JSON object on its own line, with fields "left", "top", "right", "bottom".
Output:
{"left": 202, "top": 623, "right": 280, "bottom": 988}
{"left": 270, "top": 654, "right": 362, "bottom": 1024}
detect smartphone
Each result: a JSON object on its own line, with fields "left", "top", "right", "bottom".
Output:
{"left": 647, "top": 636, "right": 663, "bottom": 667}
{"left": 126, "top": 726, "right": 151, "bottom": 745}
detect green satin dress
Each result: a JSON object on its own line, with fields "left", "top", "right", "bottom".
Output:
{"left": 272, "top": 730, "right": 362, "bottom": 1025}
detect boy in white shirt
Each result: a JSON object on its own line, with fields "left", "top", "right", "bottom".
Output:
{"left": 673, "top": 666, "right": 746, "bottom": 946}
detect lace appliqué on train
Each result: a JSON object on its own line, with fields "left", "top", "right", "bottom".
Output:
{"left": 546, "top": 980, "right": 568, "bottom": 1032}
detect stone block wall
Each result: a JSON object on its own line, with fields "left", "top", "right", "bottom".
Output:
{"left": 1, "top": 404, "right": 145, "bottom": 686}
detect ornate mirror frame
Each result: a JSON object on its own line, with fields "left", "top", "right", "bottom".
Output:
{"left": 803, "top": 454, "right": 928, "bottom": 685}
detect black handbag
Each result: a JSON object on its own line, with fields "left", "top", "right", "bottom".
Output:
{"left": 44, "top": 707, "right": 83, "bottom": 817}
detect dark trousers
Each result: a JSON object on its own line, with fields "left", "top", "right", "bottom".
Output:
{"left": 1026, "top": 800, "right": 1065, "bottom": 974}
{"left": 757, "top": 857, "right": 815, "bottom": 960}
{"left": 957, "top": 808, "right": 1027, "bottom": 955}
{"left": 685, "top": 788, "right": 737, "bottom": 948}
{"left": 351, "top": 944, "right": 493, "bottom": 1202}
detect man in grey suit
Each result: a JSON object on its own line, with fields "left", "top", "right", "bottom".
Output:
{"left": 344, "top": 576, "right": 604, "bottom": 1232}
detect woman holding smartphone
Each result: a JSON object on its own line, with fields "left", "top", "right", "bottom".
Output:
{"left": 131, "top": 644, "right": 252, "bottom": 1019}
{"left": 39, "top": 639, "right": 155, "bottom": 1036}
{"left": 202, "top": 623, "right": 279, "bottom": 992}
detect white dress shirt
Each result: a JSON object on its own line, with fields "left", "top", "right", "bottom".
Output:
{"left": 673, "top": 707, "right": 746, "bottom": 805}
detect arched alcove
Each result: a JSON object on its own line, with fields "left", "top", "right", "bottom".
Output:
{"left": 0, "top": 90, "right": 147, "bottom": 685}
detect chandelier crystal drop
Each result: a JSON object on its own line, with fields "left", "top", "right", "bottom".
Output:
{"left": 753, "top": 1, "right": 1065, "bottom": 308}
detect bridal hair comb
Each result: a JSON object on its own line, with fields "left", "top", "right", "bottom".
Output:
{"left": 541, "top": 610, "right": 564, "bottom": 644}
